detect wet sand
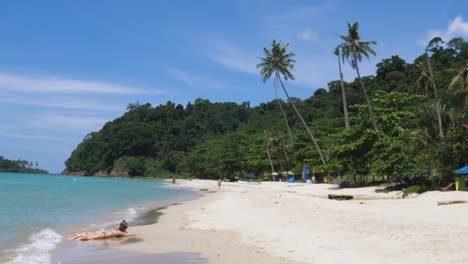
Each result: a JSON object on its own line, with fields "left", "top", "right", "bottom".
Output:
{"left": 53, "top": 240, "right": 205, "bottom": 264}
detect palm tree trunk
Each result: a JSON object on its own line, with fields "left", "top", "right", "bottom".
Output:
{"left": 353, "top": 55, "right": 380, "bottom": 140}
{"left": 264, "top": 130, "right": 275, "bottom": 172}
{"left": 281, "top": 142, "right": 290, "bottom": 170}
{"left": 337, "top": 51, "right": 350, "bottom": 129}
{"left": 274, "top": 77, "right": 294, "bottom": 144}
{"left": 463, "top": 69, "right": 468, "bottom": 110}
{"left": 276, "top": 72, "right": 327, "bottom": 166}
{"left": 426, "top": 55, "right": 444, "bottom": 139}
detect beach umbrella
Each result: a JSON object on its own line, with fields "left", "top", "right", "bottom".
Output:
{"left": 271, "top": 172, "right": 278, "bottom": 176}
{"left": 455, "top": 165, "right": 468, "bottom": 174}
{"left": 287, "top": 171, "right": 294, "bottom": 175}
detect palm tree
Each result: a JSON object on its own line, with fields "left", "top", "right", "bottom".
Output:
{"left": 263, "top": 130, "right": 275, "bottom": 173}
{"left": 416, "top": 58, "right": 444, "bottom": 139}
{"left": 335, "top": 47, "right": 350, "bottom": 129}
{"left": 448, "top": 63, "right": 468, "bottom": 110}
{"left": 257, "top": 40, "right": 326, "bottom": 166}
{"left": 338, "top": 22, "right": 379, "bottom": 138}
{"left": 416, "top": 63, "right": 431, "bottom": 96}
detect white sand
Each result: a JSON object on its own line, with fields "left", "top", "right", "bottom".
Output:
{"left": 118, "top": 180, "right": 468, "bottom": 264}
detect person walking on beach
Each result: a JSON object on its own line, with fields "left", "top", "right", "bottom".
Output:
{"left": 217, "top": 178, "right": 222, "bottom": 191}
{"left": 172, "top": 176, "right": 176, "bottom": 184}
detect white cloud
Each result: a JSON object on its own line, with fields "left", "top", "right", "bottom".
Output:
{"left": 419, "top": 16, "right": 468, "bottom": 45}
{"left": 0, "top": 72, "right": 163, "bottom": 95}
{"left": 297, "top": 27, "right": 318, "bottom": 41}
{"left": 210, "top": 41, "right": 258, "bottom": 75}
{"left": 167, "top": 68, "right": 228, "bottom": 91}
{"left": 447, "top": 16, "right": 468, "bottom": 35}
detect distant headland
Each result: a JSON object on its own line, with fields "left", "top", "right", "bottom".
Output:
{"left": 0, "top": 155, "right": 48, "bottom": 174}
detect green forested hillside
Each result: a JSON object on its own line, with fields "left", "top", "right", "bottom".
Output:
{"left": 65, "top": 37, "right": 467, "bottom": 187}
{"left": 0, "top": 156, "right": 48, "bottom": 174}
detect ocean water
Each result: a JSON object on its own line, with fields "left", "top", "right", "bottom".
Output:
{"left": 0, "top": 172, "right": 194, "bottom": 264}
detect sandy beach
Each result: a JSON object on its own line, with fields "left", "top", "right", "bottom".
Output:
{"left": 114, "top": 180, "right": 468, "bottom": 264}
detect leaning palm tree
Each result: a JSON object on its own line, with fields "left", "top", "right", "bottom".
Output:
{"left": 257, "top": 40, "right": 326, "bottom": 166}
{"left": 338, "top": 22, "right": 379, "bottom": 138}
{"left": 274, "top": 78, "right": 294, "bottom": 144}
{"left": 448, "top": 63, "right": 468, "bottom": 110}
{"left": 334, "top": 46, "right": 350, "bottom": 129}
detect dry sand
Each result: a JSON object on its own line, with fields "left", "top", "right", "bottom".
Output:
{"left": 117, "top": 180, "right": 468, "bottom": 264}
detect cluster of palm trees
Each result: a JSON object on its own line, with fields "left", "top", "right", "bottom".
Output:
{"left": 257, "top": 22, "right": 378, "bottom": 169}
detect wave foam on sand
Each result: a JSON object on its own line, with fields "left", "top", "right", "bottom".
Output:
{"left": 7, "top": 228, "right": 62, "bottom": 264}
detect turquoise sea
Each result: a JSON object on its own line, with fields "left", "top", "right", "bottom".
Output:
{"left": 0, "top": 172, "right": 195, "bottom": 264}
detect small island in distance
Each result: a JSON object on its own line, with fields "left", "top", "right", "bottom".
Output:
{"left": 0, "top": 155, "right": 49, "bottom": 174}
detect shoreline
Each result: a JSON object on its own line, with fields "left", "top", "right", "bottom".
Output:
{"left": 106, "top": 179, "right": 468, "bottom": 264}
{"left": 51, "top": 188, "right": 201, "bottom": 264}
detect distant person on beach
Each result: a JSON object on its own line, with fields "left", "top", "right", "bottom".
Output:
{"left": 68, "top": 220, "right": 138, "bottom": 241}
{"left": 217, "top": 178, "right": 222, "bottom": 191}
{"left": 172, "top": 176, "right": 176, "bottom": 184}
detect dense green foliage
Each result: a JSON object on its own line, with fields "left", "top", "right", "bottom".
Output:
{"left": 0, "top": 156, "right": 48, "bottom": 174}
{"left": 65, "top": 37, "right": 467, "bottom": 188}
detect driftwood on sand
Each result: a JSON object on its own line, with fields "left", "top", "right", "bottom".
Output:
{"left": 437, "top": 200, "right": 468, "bottom": 206}
{"left": 440, "top": 183, "right": 454, "bottom": 192}
{"left": 328, "top": 194, "right": 353, "bottom": 200}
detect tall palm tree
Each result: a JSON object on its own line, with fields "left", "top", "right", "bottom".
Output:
{"left": 335, "top": 47, "right": 350, "bottom": 129}
{"left": 338, "top": 22, "right": 379, "bottom": 138}
{"left": 448, "top": 63, "right": 468, "bottom": 110}
{"left": 257, "top": 40, "right": 326, "bottom": 166}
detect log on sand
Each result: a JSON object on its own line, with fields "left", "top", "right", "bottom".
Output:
{"left": 328, "top": 194, "right": 353, "bottom": 200}
{"left": 437, "top": 200, "right": 468, "bottom": 206}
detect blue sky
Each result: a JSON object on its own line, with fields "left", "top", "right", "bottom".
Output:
{"left": 1, "top": 0, "right": 467, "bottom": 173}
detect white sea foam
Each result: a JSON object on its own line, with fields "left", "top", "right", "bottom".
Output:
{"left": 7, "top": 228, "right": 62, "bottom": 264}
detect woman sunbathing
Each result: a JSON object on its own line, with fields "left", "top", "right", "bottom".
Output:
{"left": 68, "top": 220, "right": 138, "bottom": 241}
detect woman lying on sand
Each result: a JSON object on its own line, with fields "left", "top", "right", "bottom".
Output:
{"left": 68, "top": 220, "right": 138, "bottom": 241}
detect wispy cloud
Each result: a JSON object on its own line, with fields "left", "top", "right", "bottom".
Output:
{"left": 167, "top": 68, "right": 228, "bottom": 91}
{"left": 0, "top": 72, "right": 164, "bottom": 95}
{"left": 297, "top": 27, "right": 318, "bottom": 41}
{"left": 0, "top": 131, "right": 66, "bottom": 141}
{"left": 0, "top": 96, "right": 124, "bottom": 111}
{"left": 208, "top": 40, "right": 376, "bottom": 90}
{"left": 260, "top": 4, "right": 333, "bottom": 32}
{"left": 419, "top": 16, "right": 468, "bottom": 45}
{"left": 210, "top": 41, "right": 258, "bottom": 75}
{"left": 33, "top": 114, "right": 108, "bottom": 132}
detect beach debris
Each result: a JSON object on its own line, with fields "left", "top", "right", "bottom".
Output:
{"left": 440, "top": 183, "right": 455, "bottom": 192}
{"left": 328, "top": 194, "right": 353, "bottom": 200}
{"left": 437, "top": 200, "right": 468, "bottom": 206}
{"left": 375, "top": 183, "right": 407, "bottom": 193}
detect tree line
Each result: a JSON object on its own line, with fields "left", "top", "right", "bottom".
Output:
{"left": 65, "top": 25, "right": 467, "bottom": 188}
{"left": 0, "top": 156, "right": 48, "bottom": 174}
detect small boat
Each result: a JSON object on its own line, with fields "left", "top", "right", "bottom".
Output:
{"left": 238, "top": 180, "right": 261, "bottom": 185}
